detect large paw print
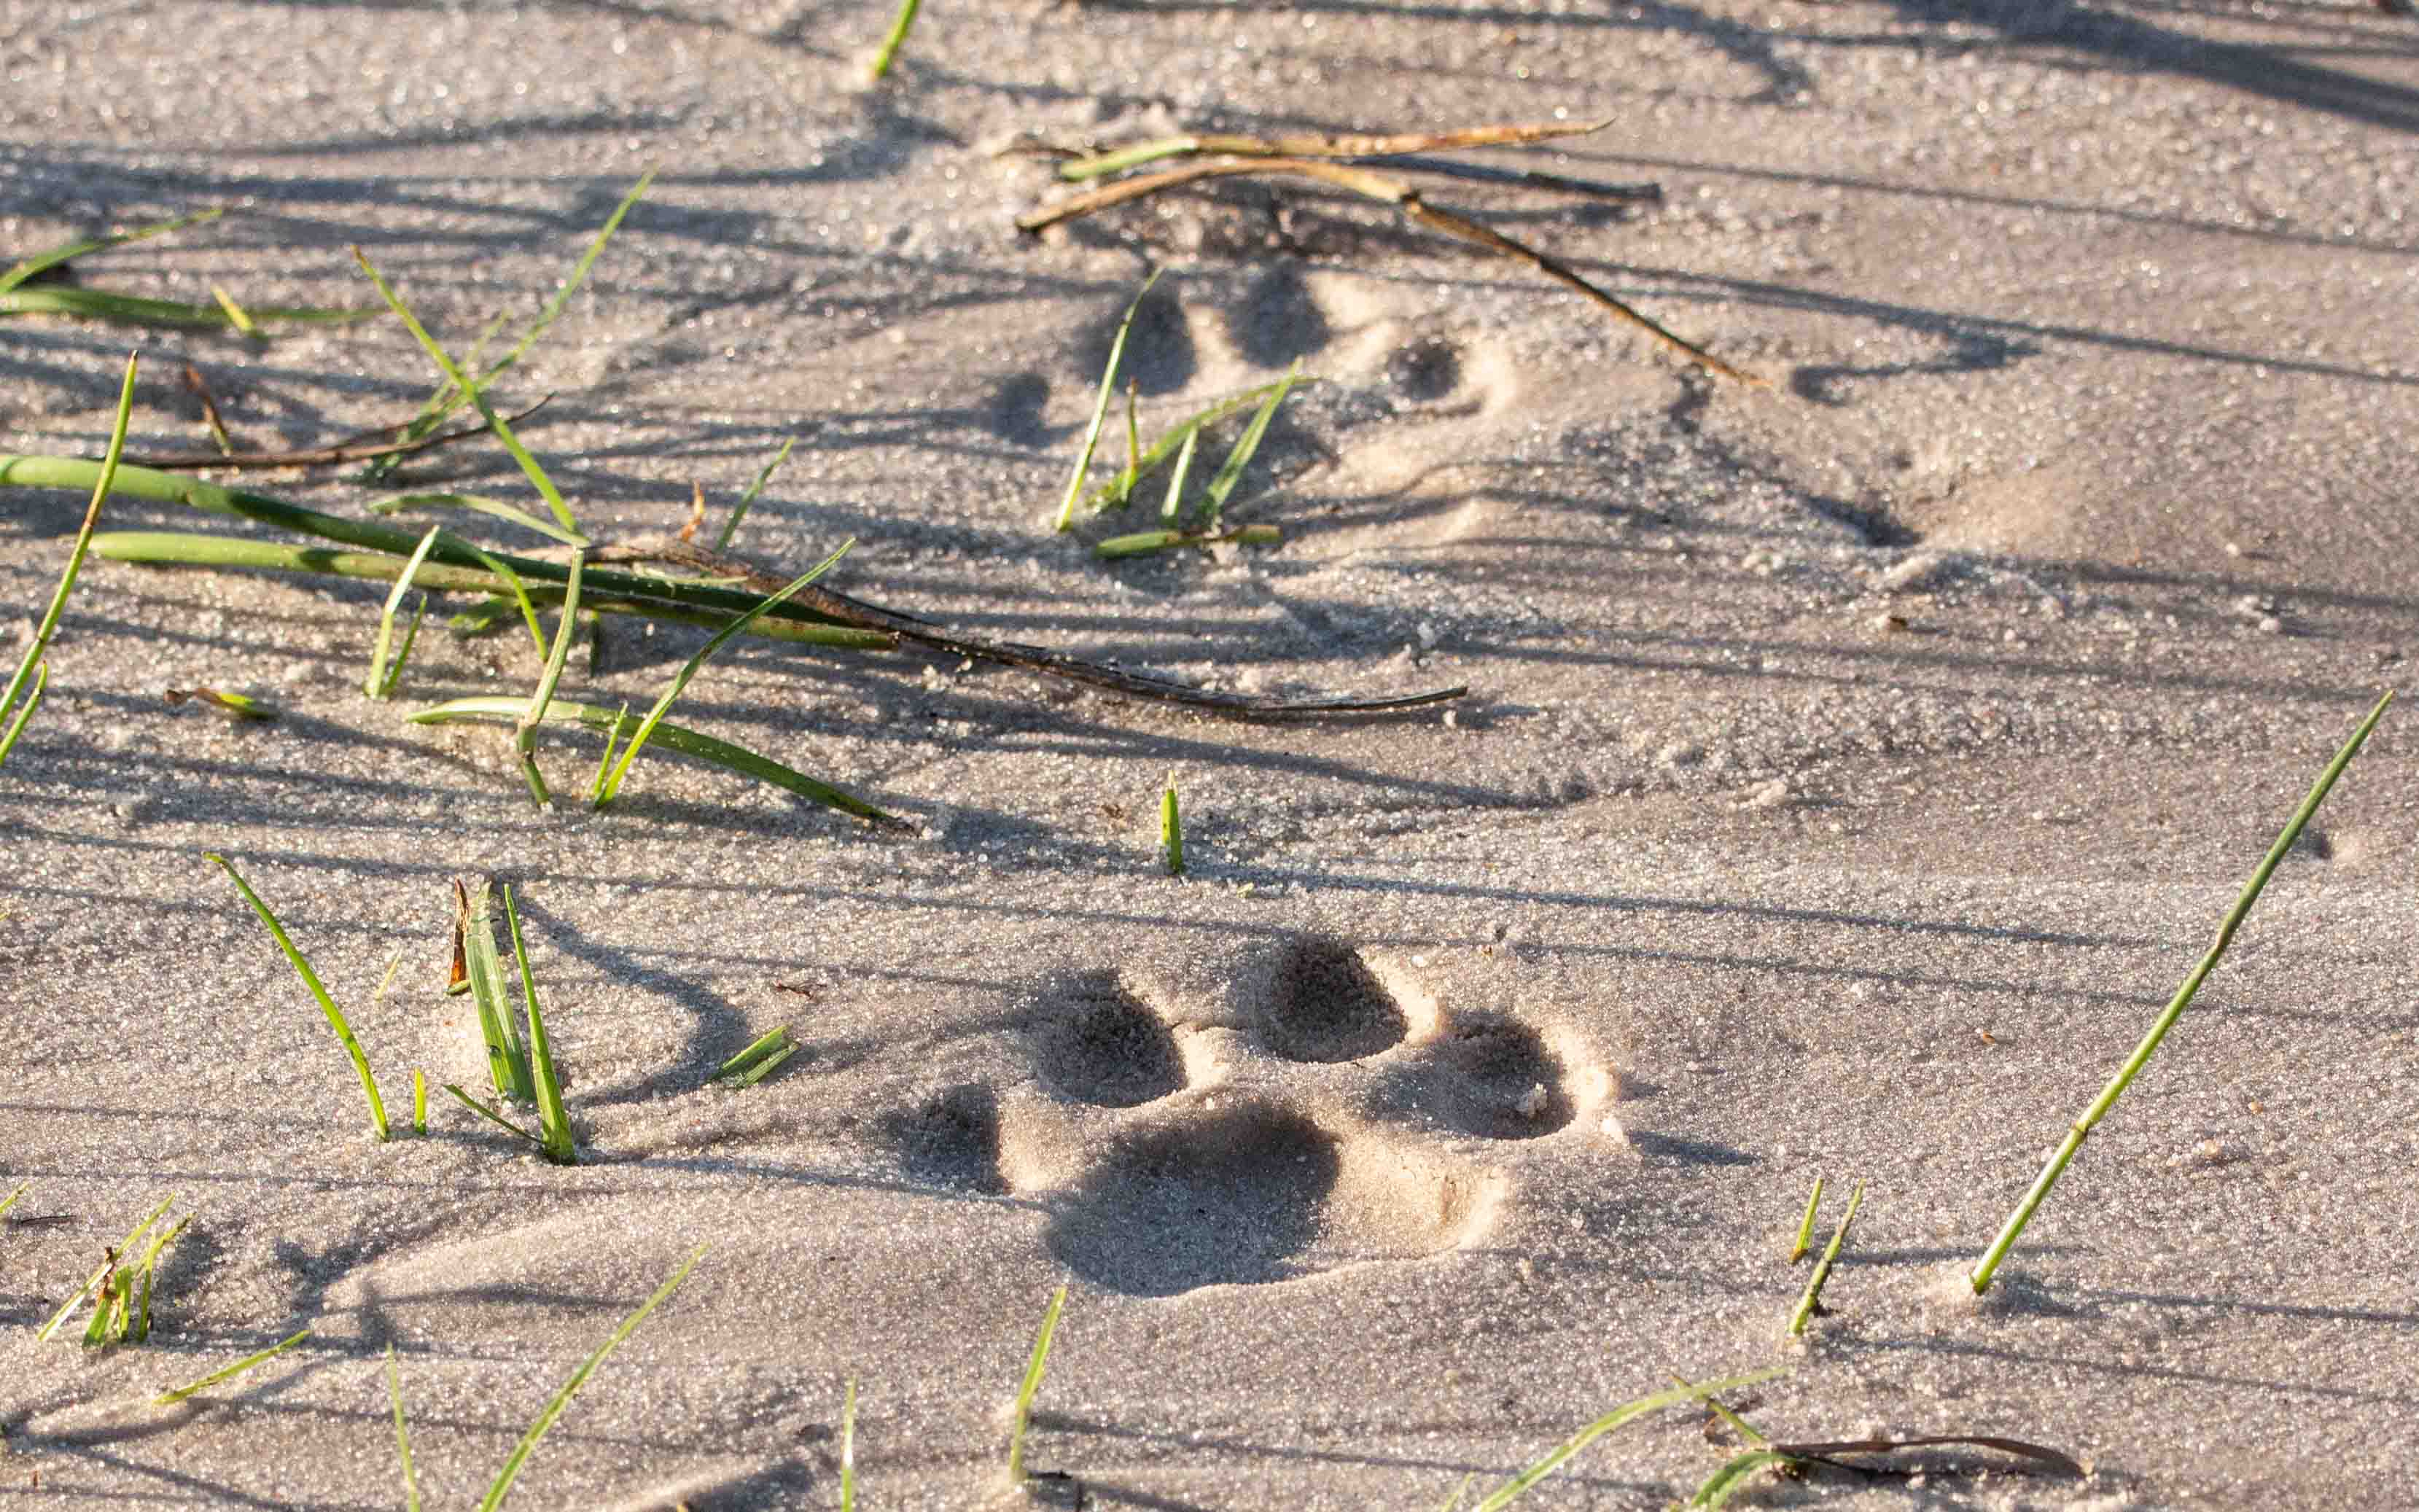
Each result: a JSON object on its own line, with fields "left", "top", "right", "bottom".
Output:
{"left": 889, "top": 934, "right": 1615, "bottom": 1298}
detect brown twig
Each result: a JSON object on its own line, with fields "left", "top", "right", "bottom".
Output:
{"left": 179, "top": 364, "right": 237, "bottom": 456}
{"left": 1019, "top": 157, "right": 1756, "bottom": 383}
{"left": 125, "top": 397, "right": 553, "bottom": 472}
{"left": 588, "top": 534, "right": 1467, "bottom": 717}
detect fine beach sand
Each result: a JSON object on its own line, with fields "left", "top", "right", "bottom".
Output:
{"left": 5, "top": 1, "right": 2419, "bottom": 1506}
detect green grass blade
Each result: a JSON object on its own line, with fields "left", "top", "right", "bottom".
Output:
{"left": 716, "top": 434, "right": 798, "bottom": 553}
{"left": 502, "top": 885, "right": 577, "bottom": 1164}
{"left": 127, "top": 1212, "right": 192, "bottom": 1344}
{"left": 716, "top": 1026, "right": 797, "bottom": 1086}
{"left": 1005, "top": 1284, "right": 1068, "bottom": 1486}
{"left": 1788, "top": 1177, "right": 1824, "bottom": 1264}
{"left": 38, "top": 1197, "right": 174, "bottom": 1342}
{"left": 1199, "top": 359, "right": 1301, "bottom": 528}
{"left": 491, "top": 172, "right": 653, "bottom": 389}
{"left": 1471, "top": 1368, "right": 1788, "bottom": 1511}
{"left": 1053, "top": 273, "right": 1161, "bottom": 531}
{"left": 367, "top": 526, "right": 443, "bottom": 698}
{"left": 865, "top": 0, "right": 923, "bottom": 79}
{"left": 0, "top": 287, "right": 366, "bottom": 327}
{"left": 351, "top": 247, "right": 579, "bottom": 537}
{"left": 152, "top": 1328, "right": 311, "bottom": 1406}
{"left": 1787, "top": 1178, "right": 1863, "bottom": 1336}
{"left": 0, "top": 350, "right": 136, "bottom": 767}
{"left": 1436, "top": 1474, "right": 1474, "bottom": 1512}
{"left": 413, "top": 1069, "right": 429, "bottom": 1135}
{"left": 208, "top": 854, "right": 388, "bottom": 1142}
{"left": 0, "top": 1182, "right": 26, "bottom": 1220}
{"left": 367, "top": 493, "right": 591, "bottom": 548}
{"left": 1160, "top": 776, "right": 1183, "bottom": 876}
{"left": 587, "top": 700, "right": 630, "bottom": 805}
{"left": 1967, "top": 689, "right": 2394, "bottom": 1293}
{"left": 1158, "top": 424, "right": 1199, "bottom": 527}
{"left": 514, "top": 553, "right": 584, "bottom": 807}
{"left": 414, "top": 695, "right": 896, "bottom": 826}
{"left": 1687, "top": 1450, "right": 1800, "bottom": 1508}
{"left": 1094, "top": 524, "right": 1282, "bottom": 560}
{"left": 459, "top": 879, "right": 534, "bottom": 1102}
{"left": 443, "top": 1083, "right": 542, "bottom": 1144}
{"left": 388, "top": 1346, "right": 423, "bottom": 1512}
{"left": 0, "top": 208, "right": 222, "bottom": 295}
{"left": 594, "top": 542, "right": 854, "bottom": 808}
{"left": 0, "top": 659, "right": 48, "bottom": 768}
{"left": 475, "top": 1247, "right": 703, "bottom": 1512}
{"left": 453, "top": 539, "right": 548, "bottom": 660}
{"left": 840, "top": 1379, "right": 858, "bottom": 1511}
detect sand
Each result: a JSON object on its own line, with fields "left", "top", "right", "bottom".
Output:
{"left": 4, "top": 1, "right": 2418, "bottom": 1507}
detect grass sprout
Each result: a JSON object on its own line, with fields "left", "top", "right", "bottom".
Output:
{"left": 513, "top": 553, "right": 584, "bottom": 807}
{"left": 716, "top": 1026, "right": 799, "bottom": 1087}
{"left": 163, "top": 686, "right": 276, "bottom": 721}
{"left": 0, "top": 349, "right": 136, "bottom": 770}
{"left": 209, "top": 854, "right": 389, "bottom": 1141}
{"left": 865, "top": 0, "right": 923, "bottom": 79}
{"left": 1158, "top": 424, "right": 1198, "bottom": 526}
{"left": 716, "top": 434, "right": 798, "bottom": 552}
{"left": 1054, "top": 273, "right": 1162, "bottom": 531}
{"left": 1005, "top": 1284, "right": 1068, "bottom": 1487}
{"left": 1080, "top": 378, "right": 1294, "bottom": 516}
{"left": 85, "top": 1208, "right": 193, "bottom": 1347}
{"left": 472, "top": 1247, "right": 703, "bottom": 1511}
{"left": 1198, "top": 359, "right": 1300, "bottom": 529}
{"left": 389, "top": 1347, "right": 422, "bottom": 1512}
{"left": 1786, "top": 1179, "right": 1863, "bottom": 1338}
{"left": 456, "top": 878, "right": 534, "bottom": 1103}
{"left": 0, "top": 209, "right": 362, "bottom": 330}
{"left": 1160, "top": 776, "right": 1183, "bottom": 876}
{"left": 0, "top": 1182, "right": 26, "bottom": 1221}
{"left": 1788, "top": 1177, "right": 1824, "bottom": 1264}
{"left": 366, "top": 527, "right": 441, "bottom": 699}
{"left": 1968, "top": 689, "right": 2393, "bottom": 1294}
{"left": 1469, "top": 1368, "right": 1785, "bottom": 1510}
{"left": 153, "top": 1328, "right": 312, "bottom": 1406}
{"left": 589, "top": 545, "right": 854, "bottom": 809}
{"left": 840, "top": 1379, "right": 859, "bottom": 1510}
{"left": 36, "top": 1196, "right": 174, "bottom": 1343}
{"left": 501, "top": 884, "right": 577, "bottom": 1163}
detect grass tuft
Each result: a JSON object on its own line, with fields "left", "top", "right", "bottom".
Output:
{"left": 1968, "top": 689, "right": 2393, "bottom": 1293}
{"left": 36, "top": 1197, "right": 176, "bottom": 1344}
{"left": 1054, "top": 273, "right": 1162, "bottom": 531}
{"left": 1786, "top": 1179, "right": 1863, "bottom": 1337}
{"left": 209, "top": 854, "right": 389, "bottom": 1141}
{"left": 0, "top": 350, "right": 137, "bottom": 770}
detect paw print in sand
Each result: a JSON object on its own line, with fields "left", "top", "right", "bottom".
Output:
{"left": 894, "top": 933, "right": 1616, "bottom": 1298}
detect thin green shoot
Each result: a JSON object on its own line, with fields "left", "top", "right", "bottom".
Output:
{"left": 514, "top": 553, "right": 585, "bottom": 807}
{"left": 1160, "top": 776, "right": 1183, "bottom": 876}
{"left": 1078, "top": 377, "right": 1298, "bottom": 515}
{"left": 717, "top": 1026, "right": 799, "bottom": 1087}
{"left": 717, "top": 435, "right": 798, "bottom": 552}
{"left": 418, "top": 695, "right": 896, "bottom": 826}
{"left": 93, "top": 1209, "right": 193, "bottom": 1346}
{"left": 474, "top": 1247, "right": 703, "bottom": 1512}
{"left": 456, "top": 539, "right": 548, "bottom": 659}
{"left": 0, "top": 660, "right": 48, "bottom": 770}
{"left": 592, "top": 543, "right": 854, "bottom": 809}
{"left": 502, "top": 884, "right": 577, "bottom": 1164}
{"left": 458, "top": 878, "right": 534, "bottom": 1102}
{"left": 0, "top": 1182, "right": 26, "bottom": 1220}
{"left": 164, "top": 686, "right": 276, "bottom": 721}
{"left": 209, "top": 854, "right": 389, "bottom": 1141}
{"left": 1053, "top": 272, "right": 1162, "bottom": 531}
{"left": 1673, "top": 1375, "right": 1769, "bottom": 1449}
{"left": 153, "top": 1328, "right": 311, "bottom": 1406}
{"left": 1158, "top": 424, "right": 1199, "bottom": 526}
{"left": 0, "top": 286, "right": 366, "bottom": 328}
{"left": 443, "top": 1083, "right": 545, "bottom": 1145}
{"left": 351, "top": 246, "right": 580, "bottom": 537}
{"left": 367, "top": 492, "right": 590, "bottom": 548}
{"left": 389, "top": 1346, "right": 422, "bottom": 1512}
{"left": 1199, "top": 359, "right": 1301, "bottom": 529}
{"left": 1436, "top": 1474, "right": 1474, "bottom": 1512}
{"left": 37, "top": 1197, "right": 174, "bottom": 1342}
{"left": 1095, "top": 523, "right": 1282, "bottom": 560}
{"left": 865, "top": 0, "right": 923, "bottom": 80}
{"left": 1968, "top": 689, "right": 2393, "bottom": 1293}
{"left": 1687, "top": 1451, "right": 1801, "bottom": 1509}
{"left": 0, "top": 350, "right": 136, "bottom": 770}
{"left": 1789, "top": 1177, "right": 1824, "bottom": 1264}
{"left": 1005, "top": 1284, "right": 1068, "bottom": 1486}
{"left": 1121, "top": 379, "right": 1142, "bottom": 496}
{"left": 1468, "top": 1368, "right": 1787, "bottom": 1511}
{"left": 362, "top": 311, "right": 510, "bottom": 484}
{"left": 840, "top": 1379, "right": 858, "bottom": 1511}
{"left": 209, "top": 285, "right": 260, "bottom": 338}
{"left": 587, "top": 701, "right": 631, "bottom": 806}
{"left": 0, "top": 208, "right": 222, "bottom": 295}
{"left": 1787, "top": 1179, "right": 1863, "bottom": 1337}
{"left": 413, "top": 1069, "right": 429, "bottom": 1135}
{"left": 367, "top": 526, "right": 443, "bottom": 698}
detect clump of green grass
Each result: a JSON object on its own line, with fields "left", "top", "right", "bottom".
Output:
{"left": 1968, "top": 690, "right": 2393, "bottom": 1293}
{"left": 385, "top": 1247, "right": 702, "bottom": 1511}
{"left": 35, "top": 1196, "right": 185, "bottom": 1346}
{"left": 1786, "top": 1179, "right": 1863, "bottom": 1337}
{"left": 209, "top": 854, "right": 389, "bottom": 1141}
{"left": 0, "top": 350, "right": 136, "bottom": 770}
{"left": 443, "top": 881, "right": 575, "bottom": 1162}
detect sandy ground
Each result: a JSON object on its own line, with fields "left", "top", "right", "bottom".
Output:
{"left": 4, "top": 1, "right": 2419, "bottom": 1507}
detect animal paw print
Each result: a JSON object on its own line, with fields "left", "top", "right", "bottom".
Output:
{"left": 888, "top": 934, "right": 1615, "bottom": 1298}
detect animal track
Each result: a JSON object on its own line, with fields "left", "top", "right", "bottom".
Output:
{"left": 879, "top": 932, "right": 1613, "bottom": 1297}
